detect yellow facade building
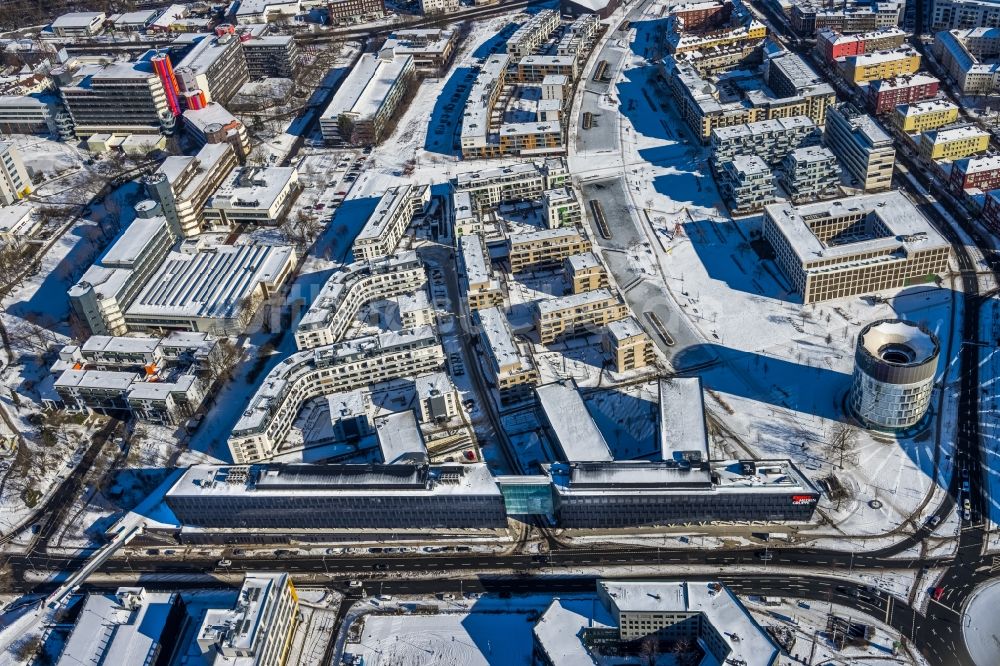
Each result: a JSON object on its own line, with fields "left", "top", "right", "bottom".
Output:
{"left": 842, "top": 49, "right": 921, "bottom": 84}
{"left": 919, "top": 126, "right": 991, "bottom": 160}
{"left": 893, "top": 100, "right": 959, "bottom": 133}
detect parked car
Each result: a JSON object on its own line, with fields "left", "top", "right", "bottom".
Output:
{"left": 932, "top": 586, "right": 945, "bottom": 601}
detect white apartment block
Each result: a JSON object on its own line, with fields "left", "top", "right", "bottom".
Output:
{"left": 145, "top": 143, "right": 239, "bottom": 238}
{"left": 507, "top": 10, "right": 560, "bottom": 59}
{"left": 235, "top": 0, "right": 301, "bottom": 24}
{"left": 454, "top": 158, "right": 569, "bottom": 211}
{"left": 779, "top": 146, "right": 841, "bottom": 202}
{"left": 0, "top": 203, "right": 39, "bottom": 245}
{"left": 352, "top": 184, "right": 430, "bottom": 261}
{"left": 452, "top": 191, "right": 482, "bottom": 237}
{"left": 295, "top": 251, "right": 426, "bottom": 350}
{"left": 419, "top": 0, "right": 460, "bottom": 13}
{"left": 229, "top": 327, "right": 444, "bottom": 463}
{"left": 711, "top": 115, "right": 821, "bottom": 166}
{"left": 476, "top": 306, "right": 538, "bottom": 402}
{"left": 459, "top": 233, "right": 504, "bottom": 311}
{"left": 929, "top": 0, "right": 1000, "bottom": 31}
{"left": 718, "top": 155, "right": 777, "bottom": 215}
{"left": 203, "top": 166, "right": 299, "bottom": 226}
{"left": 0, "top": 141, "right": 33, "bottom": 205}
{"left": 823, "top": 103, "right": 895, "bottom": 192}
{"left": 934, "top": 28, "right": 1000, "bottom": 96}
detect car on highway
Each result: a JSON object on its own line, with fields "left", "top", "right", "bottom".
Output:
{"left": 217, "top": 559, "right": 232, "bottom": 568}
{"left": 348, "top": 580, "right": 363, "bottom": 588}
{"left": 373, "top": 563, "right": 388, "bottom": 570}
{"left": 754, "top": 550, "right": 773, "bottom": 561}
{"left": 926, "top": 515, "right": 941, "bottom": 529}
{"left": 963, "top": 498, "right": 972, "bottom": 521}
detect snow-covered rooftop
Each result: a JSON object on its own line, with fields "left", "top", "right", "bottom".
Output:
{"left": 375, "top": 410, "right": 428, "bottom": 464}
{"left": 658, "top": 377, "right": 709, "bottom": 463}
{"left": 321, "top": 52, "right": 413, "bottom": 123}
{"left": 536, "top": 380, "right": 613, "bottom": 462}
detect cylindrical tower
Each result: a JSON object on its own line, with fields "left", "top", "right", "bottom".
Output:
{"left": 850, "top": 319, "right": 940, "bottom": 430}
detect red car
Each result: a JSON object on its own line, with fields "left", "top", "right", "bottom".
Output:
{"left": 932, "top": 586, "right": 945, "bottom": 601}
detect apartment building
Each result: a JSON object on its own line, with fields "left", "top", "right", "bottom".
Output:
{"left": 982, "top": 188, "right": 1000, "bottom": 233}
{"left": 866, "top": 74, "right": 941, "bottom": 114}
{"left": 197, "top": 573, "right": 298, "bottom": 666}
{"left": 243, "top": 35, "right": 299, "bottom": 78}
{"left": 893, "top": 99, "right": 959, "bottom": 133}
{"left": 455, "top": 159, "right": 569, "bottom": 211}
{"left": 718, "top": 155, "right": 777, "bottom": 215}
{"left": 779, "top": 146, "right": 841, "bottom": 202}
{"left": 296, "top": 251, "right": 426, "bottom": 350}
{"left": 508, "top": 227, "right": 592, "bottom": 273}
{"left": 476, "top": 306, "right": 539, "bottom": 403}
{"left": 415, "top": 371, "right": 460, "bottom": 422}
{"left": 50, "top": 12, "right": 106, "bottom": 38}
{"left": 791, "top": 1, "right": 902, "bottom": 36}
{"left": 166, "top": 462, "right": 507, "bottom": 530}
{"left": 816, "top": 26, "right": 906, "bottom": 61}
{"left": 382, "top": 28, "right": 459, "bottom": 74}
{"left": 460, "top": 54, "right": 509, "bottom": 158}
{"left": 229, "top": 327, "right": 444, "bottom": 462}
{"left": 711, "top": 115, "right": 821, "bottom": 166}
{"left": 763, "top": 192, "right": 950, "bottom": 303}
{"left": 515, "top": 56, "right": 578, "bottom": 83}
{"left": 929, "top": 0, "right": 1000, "bottom": 31}
{"left": 934, "top": 28, "right": 1000, "bottom": 96}
{"left": 918, "top": 125, "right": 990, "bottom": 160}
{"left": 125, "top": 243, "right": 297, "bottom": 336}
{"left": 174, "top": 30, "right": 250, "bottom": 105}
{"left": 542, "top": 188, "right": 582, "bottom": 228}
{"left": 556, "top": 14, "right": 600, "bottom": 57}
{"left": 564, "top": 252, "right": 609, "bottom": 294}
{"left": 419, "top": 0, "right": 459, "bottom": 13}
{"left": 0, "top": 203, "right": 38, "bottom": 245}
{"left": 459, "top": 234, "right": 504, "bottom": 311}
{"left": 823, "top": 103, "right": 895, "bottom": 192}
{"left": 453, "top": 191, "right": 482, "bottom": 238}
{"left": 203, "top": 166, "right": 299, "bottom": 227}
{"left": 0, "top": 141, "right": 32, "bottom": 205}
{"left": 328, "top": 0, "right": 385, "bottom": 25}
{"left": 54, "top": 57, "right": 173, "bottom": 137}
{"left": 535, "top": 289, "right": 629, "bottom": 345}
{"left": 69, "top": 206, "right": 176, "bottom": 336}
{"left": 320, "top": 50, "right": 415, "bottom": 145}
{"left": 507, "top": 10, "right": 560, "bottom": 60}
{"left": 182, "top": 102, "right": 251, "bottom": 161}
{"left": 949, "top": 155, "right": 1000, "bottom": 192}
{"left": 145, "top": 142, "right": 238, "bottom": 237}
{"left": 838, "top": 48, "right": 920, "bottom": 84}
{"left": 603, "top": 316, "right": 656, "bottom": 373}
{"left": 352, "top": 184, "right": 430, "bottom": 261}
{"left": 667, "top": 18, "right": 768, "bottom": 56}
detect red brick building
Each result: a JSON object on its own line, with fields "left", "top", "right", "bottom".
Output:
{"left": 669, "top": 0, "right": 733, "bottom": 32}
{"left": 866, "top": 74, "right": 941, "bottom": 115}
{"left": 950, "top": 155, "right": 1000, "bottom": 193}
{"left": 983, "top": 190, "right": 1000, "bottom": 233}
{"left": 817, "top": 28, "right": 865, "bottom": 61}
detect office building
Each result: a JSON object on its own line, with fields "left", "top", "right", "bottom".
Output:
{"left": 476, "top": 306, "right": 539, "bottom": 403}
{"left": 779, "top": 146, "right": 841, "bottom": 202}
{"left": 893, "top": 99, "right": 959, "bottom": 133}
{"left": 762, "top": 192, "right": 951, "bottom": 303}
{"left": 604, "top": 316, "right": 656, "bottom": 373}
{"left": 0, "top": 94, "right": 71, "bottom": 137}
{"left": 57, "top": 588, "right": 186, "bottom": 666}
{"left": 382, "top": 28, "right": 459, "bottom": 74}
{"left": 174, "top": 30, "right": 250, "bottom": 106}
{"left": 69, "top": 205, "right": 176, "bottom": 336}
{"left": 166, "top": 462, "right": 507, "bottom": 529}
{"left": 949, "top": 155, "right": 1000, "bottom": 192}
{"left": 320, "top": 51, "right": 415, "bottom": 145}
{"left": 918, "top": 125, "right": 991, "bottom": 160}
{"left": 125, "top": 243, "right": 297, "bottom": 335}
{"left": 243, "top": 35, "right": 299, "bottom": 78}
{"left": 145, "top": 143, "right": 239, "bottom": 237}
{"left": 534, "top": 580, "right": 780, "bottom": 666}
{"left": 507, "top": 10, "right": 560, "bottom": 59}
{"left": 508, "top": 228, "right": 592, "bottom": 273}
{"left": 564, "top": 252, "right": 609, "bottom": 294}
{"left": 53, "top": 56, "right": 174, "bottom": 137}
{"left": 718, "top": 155, "right": 777, "bottom": 215}
{"left": 327, "top": 0, "right": 386, "bottom": 25}
{"left": 542, "top": 187, "right": 582, "bottom": 228}
{"left": 352, "top": 184, "right": 429, "bottom": 260}
{"left": 113, "top": 10, "right": 158, "bottom": 33}
{"left": 459, "top": 234, "right": 504, "bottom": 311}
{"left": 454, "top": 159, "right": 569, "bottom": 211}
{"left": 816, "top": 26, "right": 906, "bottom": 61}
{"left": 183, "top": 102, "right": 251, "bottom": 161}
{"left": 0, "top": 203, "right": 38, "bottom": 245}
{"left": 850, "top": 319, "right": 939, "bottom": 430}
{"left": 536, "top": 379, "right": 613, "bottom": 462}
{"left": 419, "top": 0, "right": 460, "bottom": 14}
{"left": 866, "top": 74, "right": 941, "bottom": 114}
{"left": 929, "top": 0, "right": 1000, "bottom": 31}
{"left": 197, "top": 573, "right": 298, "bottom": 666}
{"left": 203, "top": 166, "right": 300, "bottom": 227}
{"left": 711, "top": 115, "right": 821, "bottom": 166}
{"left": 0, "top": 141, "right": 33, "bottom": 204}
{"left": 229, "top": 327, "right": 444, "bottom": 462}
{"left": 838, "top": 47, "right": 920, "bottom": 84}
{"left": 934, "top": 28, "right": 1000, "bottom": 96}
{"left": 535, "top": 289, "right": 629, "bottom": 345}
{"left": 235, "top": 0, "right": 301, "bottom": 24}
{"left": 823, "top": 103, "right": 895, "bottom": 191}
{"left": 296, "top": 251, "right": 426, "bottom": 349}
{"left": 50, "top": 12, "right": 106, "bottom": 38}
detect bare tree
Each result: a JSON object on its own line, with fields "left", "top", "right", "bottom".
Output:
{"left": 639, "top": 636, "right": 659, "bottom": 666}
{"left": 207, "top": 339, "right": 244, "bottom": 386}
{"left": 280, "top": 210, "right": 323, "bottom": 251}
{"left": 825, "top": 422, "right": 859, "bottom": 469}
